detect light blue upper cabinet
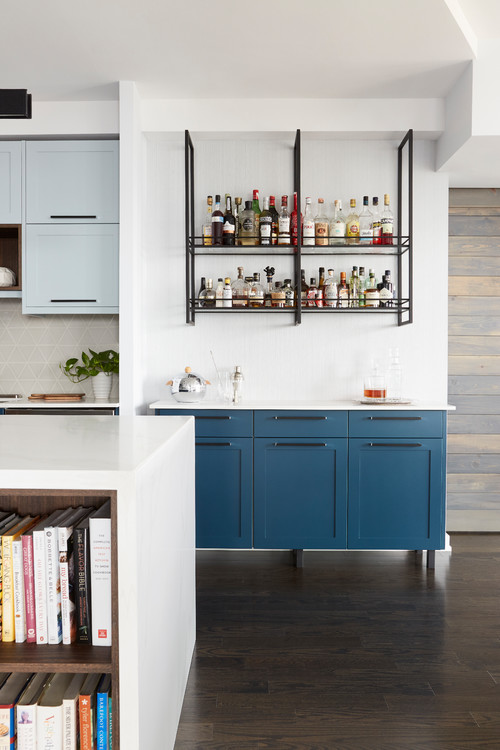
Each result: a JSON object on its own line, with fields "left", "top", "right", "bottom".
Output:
{"left": 0, "top": 142, "right": 22, "bottom": 224}
{"left": 25, "top": 141, "right": 119, "bottom": 223}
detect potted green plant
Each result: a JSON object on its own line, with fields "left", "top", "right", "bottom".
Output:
{"left": 60, "top": 349, "right": 119, "bottom": 400}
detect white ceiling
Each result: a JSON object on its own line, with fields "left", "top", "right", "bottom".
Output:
{"left": 1, "top": 0, "right": 489, "bottom": 102}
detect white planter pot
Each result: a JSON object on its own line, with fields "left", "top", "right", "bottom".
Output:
{"left": 92, "top": 372, "right": 113, "bottom": 400}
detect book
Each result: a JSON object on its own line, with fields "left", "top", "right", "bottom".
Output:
{"left": 74, "top": 514, "right": 93, "bottom": 644}
{"left": 89, "top": 501, "right": 112, "bottom": 646}
{"left": 21, "top": 514, "right": 49, "bottom": 644}
{"left": 0, "top": 672, "right": 33, "bottom": 749}
{"left": 0, "top": 515, "right": 22, "bottom": 638}
{"left": 13, "top": 539, "right": 26, "bottom": 643}
{"left": 32, "top": 509, "right": 69, "bottom": 645}
{"left": 96, "top": 674, "right": 111, "bottom": 750}
{"left": 78, "top": 673, "right": 101, "bottom": 750}
{"left": 2, "top": 516, "right": 40, "bottom": 642}
{"left": 45, "top": 508, "right": 75, "bottom": 645}
{"left": 59, "top": 508, "right": 94, "bottom": 645}
{"left": 37, "top": 673, "right": 73, "bottom": 750}
{"left": 16, "top": 672, "right": 51, "bottom": 750}
{"left": 62, "top": 673, "right": 86, "bottom": 750}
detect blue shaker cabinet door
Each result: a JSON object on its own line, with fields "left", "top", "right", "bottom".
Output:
{"left": 195, "top": 437, "right": 253, "bottom": 549}
{"left": 348, "top": 438, "right": 445, "bottom": 550}
{"left": 254, "top": 438, "right": 348, "bottom": 549}
{"left": 0, "top": 142, "right": 22, "bottom": 224}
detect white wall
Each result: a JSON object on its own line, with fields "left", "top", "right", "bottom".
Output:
{"left": 142, "top": 134, "right": 449, "bottom": 407}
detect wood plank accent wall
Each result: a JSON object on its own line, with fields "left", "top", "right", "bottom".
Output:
{"left": 448, "top": 188, "right": 500, "bottom": 530}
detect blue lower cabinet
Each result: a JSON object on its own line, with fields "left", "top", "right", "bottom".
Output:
{"left": 195, "top": 437, "right": 253, "bottom": 548}
{"left": 348, "top": 438, "right": 445, "bottom": 550}
{"left": 254, "top": 438, "right": 348, "bottom": 549}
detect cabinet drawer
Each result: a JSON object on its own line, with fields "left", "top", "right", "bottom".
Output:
{"left": 349, "top": 411, "right": 444, "bottom": 438}
{"left": 254, "top": 410, "right": 348, "bottom": 438}
{"left": 157, "top": 409, "right": 253, "bottom": 437}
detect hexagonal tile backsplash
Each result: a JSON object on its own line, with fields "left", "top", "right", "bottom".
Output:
{"left": 0, "top": 299, "right": 119, "bottom": 399}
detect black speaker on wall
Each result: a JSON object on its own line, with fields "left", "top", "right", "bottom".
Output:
{"left": 0, "top": 89, "right": 32, "bottom": 119}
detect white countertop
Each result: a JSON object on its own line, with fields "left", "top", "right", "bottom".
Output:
{"left": 149, "top": 399, "right": 454, "bottom": 411}
{"left": 0, "top": 398, "right": 119, "bottom": 408}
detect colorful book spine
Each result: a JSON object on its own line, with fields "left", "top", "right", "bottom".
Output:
{"left": 75, "top": 527, "right": 91, "bottom": 644}
{"left": 37, "top": 704, "right": 63, "bottom": 750}
{"left": 45, "top": 527, "right": 62, "bottom": 644}
{"left": 2, "top": 533, "right": 16, "bottom": 641}
{"left": 12, "top": 539, "right": 26, "bottom": 643}
{"left": 33, "top": 529, "right": 48, "bottom": 644}
{"left": 21, "top": 536, "right": 36, "bottom": 644}
{"left": 0, "top": 704, "right": 16, "bottom": 749}
{"left": 17, "top": 702, "right": 37, "bottom": 750}
{"left": 78, "top": 694, "right": 93, "bottom": 750}
{"left": 90, "top": 514, "right": 111, "bottom": 647}
{"left": 96, "top": 675, "right": 110, "bottom": 750}
{"left": 59, "top": 527, "right": 76, "bottom": 646}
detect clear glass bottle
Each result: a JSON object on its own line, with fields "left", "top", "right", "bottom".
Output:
{"left": 371, "top": 196, "right": 381, "bottom": 244}
{"left": 387, "top": 347, "right": 403, "bottom": 401}
{"left": 222, "top": 195, "right": 235, "bottom": 246}
{"left": 330, "top": 199, "right": 346, "bottom": 245}
{"left": 291, "top": 192, "right": 302, "bottom": 246}
{"left": 231, "top": 267, "right": 250, "bottom": 307}
{"left": 278, "top": 195, "right": 291, "bottom": 245}
{"left": 338, "top": 271, "right": 349, "bottom": 308}
{"left": 381, "top": 193, "right": 394, "bottom": 245}
{"left": 199, "top": 278, "right": 216, "bottom": 308}
{"left": 283, "top": 278, "right": 295, "bottom": 307}
{"left": 202, "top": 196, "right": 213, "bottom": 246}
{"left": 215, "top": 278, "right": 224, "bottom": 308}
{"left": 364, "top": 269, "right": 380, "bottom": 308}
{"left": 249, "top": 272, "right": 265, "bottom": 307}
{"left": 264, "top": 266, "right": 275, "bottom": 307}
{"left": 363, "top": 360, "right": 386, "bottom": 401}
{"left": 323, "top": 269, "right": 338, "bottom": 307}
{"left": 346, "top": 199, "right": 360, "bottom": 244}
{"left": 211, "top": 194, "right": 224, "bottom": 246}
{"left": 359, "top": 196, "right": 373, "bottom": 244}
{"left": 239, "top": 200, "right": 257, "bottom": 246}
{"left": 349, "top": 266, "right": 360, "bottom": 308}
{"left": 314, "top": 198, "right": 329, "bottom": 246}
{"left": 234, "top": 196, "right": 242, "bottom": 245}
{"left": 302, "top": 197, "right": 315, "bottom": 246}
{"left": 358, "top": 266, "right": 366, "bottom": 307}
{"left": 259, "top": 197, "right": 273, "bottom": 246}
{"left": 269, "top": 196, "right": 279, "bottom": 245}
{"left": 223, "top": 277, "right": 232, "bottom": 308}
{"left": 252, "top": 189, "right": 261, "bottom": 241}
{"left": 272, "top": 281, "right": 286, "bottom": 308}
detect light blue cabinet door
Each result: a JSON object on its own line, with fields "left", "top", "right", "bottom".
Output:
{"left": 23, "top": 224, "right": 119, "bottom": 314}
{"left": 0, "top": 142, "right": 22, "bottom": 224}
{"left": 348, "top": 437, "right": 445, "bottom": 550}
{"left": 26, "top": 141, "right": 119, "bottom": 223}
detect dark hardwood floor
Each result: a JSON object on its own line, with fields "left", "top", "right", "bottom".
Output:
{"left": 175, "top": 535, "right": 500, "bottom": 749}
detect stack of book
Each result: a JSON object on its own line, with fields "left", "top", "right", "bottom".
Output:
{"left": 0, "top": 501, "right": 111, "bottom": 647}
{"left": 0, "top": 670, "right": 112, "bottom": 749}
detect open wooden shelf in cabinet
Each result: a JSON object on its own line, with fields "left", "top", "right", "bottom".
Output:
{"left": 0, "top": 225, "right": 22, "bottom": 294}
{"left": 0, "top": 488, "right": 119, "bottom": 749}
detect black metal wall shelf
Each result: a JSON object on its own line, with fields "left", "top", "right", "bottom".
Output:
{"left": 185, "top": 129, "right": 413, "bottom": 326}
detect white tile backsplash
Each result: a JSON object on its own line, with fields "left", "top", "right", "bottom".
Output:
{"left": 0, "top": 299, "right": 119, "bottom": 398}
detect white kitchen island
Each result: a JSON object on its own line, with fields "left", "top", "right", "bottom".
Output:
{"left": 0, "top": 415, "right": 195, "bottom": 750}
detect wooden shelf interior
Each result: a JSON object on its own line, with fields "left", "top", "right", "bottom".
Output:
{"left": 0, "top": 225, "right": 21, "bottom": 290}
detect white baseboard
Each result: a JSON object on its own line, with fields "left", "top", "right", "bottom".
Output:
{"left": 447, "top": 510, "right": 500, "bottom": 532}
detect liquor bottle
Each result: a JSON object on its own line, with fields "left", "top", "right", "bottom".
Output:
{"left": 264, "top": 266, "right": 275, "bottom": 307}
{"left": 387, "top": 347, "right": 403, "bottom": 401}
{"left": 269, "top": 196, "right": 279, "bottom": 245}
{"left": 202, "top": 196, "right": 213, "bottom": 246}
{"left": 223, "top": 277, "right": 232, "bottom": 307}
{"left": 323, "top": 269, "right": 338, "bottom": 307}
{"left": 330, "top": 199, "right": 346, "bottom": 245}
{"left": 385, "top": 269, "right": 396, "bottom": 304}
{"left": 278, "top": 195, "right": 291, "bottom": 245}
{"left": 231, "top": 266, "right": 250, "bottom": 307}
{"left": 381, "top": 193, "right": 393, "bottom": 245}
{"left": 272, "top": 281, "right": 286, "bottom": 308}
{"left": 215, "top": 278, "right": 224, "bottom": 308}
{"left": 317, "top": 267, "right": 325, "bottom": 307}
{"left": 197, "top": 277, "right": 206, "bottom": 306}
{"left": 283, "top": 279, "right": 295, "bottom": 307}
{"left": 371, "top": 196, "right": 381, "bottom": 244}
{"left": 234, "top": 197, "right": 242, "bottom": 244}
{"left": 211, "top": 194, "right": 224, "bottom": 246}
{"left": 223, "top": 195, "right": 236, "bottom": 246}
{"left": 199, "top": 278, "right": 216, "bottom": 308}
{"left": 337, "top": 271, "right": 349, "bottom": 308}
{"left": 364, "top": 269, "right": 380, "bottom": 308}
{"left": 349, "top": 266, "right": 360, "bottom": 308}
{"left": 346, "top": 199, "right": 360, "bottom": 244}
{"left": 259, "top": 197, "right": 273, "bottom": 246}
{"left": 314, "top": 198, "right": 329, "bottom": 246}
{"left": 290, "top": 192, "right": 303, "bottom": 246}
{"left": 252, "top": 189, "right": 261, "bottom": 241}
{"left": 358, "top": 266, "right": 366, "bottom": 307}
{"left": 239, "top": 200, "right": 256, "bottom": 246}
{"left": 378, "top": 269, "right": 393, "bottom": 308}
{"left": 299, "top": 269, "right": 309, "bottom": 307}
{"left": 359, "top": 196, "right": 373, "bottom": 243}
{"left": 307, "top": 278, "right": 318, "bottom": 307}
{"left": 249, "top": 272, "right": 265, "bottom": 307}
{"left": 302, "top": 197, "right": 315, "bottom": 246}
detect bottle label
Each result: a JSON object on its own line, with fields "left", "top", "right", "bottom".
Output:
{"left": 346, "top": 222, "right": 359, "bottom": 236}
{"left": 279, "top": 217, "right": 290, "bottom": 233}
{"left": 242, "top": 218, "right": 254, "bottom": 232}
{"left": 381, "top": 219, "right": 393, "bottom": 233}
{"left": 315, "top": 288, "right": 324, "bottom": 308}
{"left": 338, "top": 289, "right": 349, "bottom": 308}
{"left": 365, "top": 290, "right": 380, "bottom": 308}
{"left": 359, "top": 229, "right": 372, "bottom": 242}
{"left": 315, "top": 222, "right": 329, "bottom": 246}
{"left": 260, "top": 221, "right": 272, "bottom": 239}
{"left": 223, "top": 221, "right": 235, "bottom": 234}
{"left": 303, "top": 220, "right": 315, "bottom": 246}
{"left": 212, "top": 216, "right": 223, "bottom": 223}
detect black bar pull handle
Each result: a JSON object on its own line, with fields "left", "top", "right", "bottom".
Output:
{"left": 274, "top": 416, "right": 327, "bottom": 421}
{"left": 274, "top": 442, "right": 327, "bottom": 447}
{"left": 196, "top": 415, "right": 231, "bottom": 420}
{"left": 196, "top": 442, "right": 231, "bottom": 447}
{"left": 51, "top": 299, "right": 97, "bottom": 303}
{"left": 368, "top": 416, "right": 422, "bottom": 421}
{"left": 369, "top": 442, "right": 422, "bottom": 447}
{"left": 50, "top": 214, "right": 98, "bottom": 219}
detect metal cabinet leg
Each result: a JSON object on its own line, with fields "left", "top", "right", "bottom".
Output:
{"left": 427, "top": 549, "right": 435, "bottom": 569}
{"left": 292, "top": 549, "right": 304, "bottom": 568}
